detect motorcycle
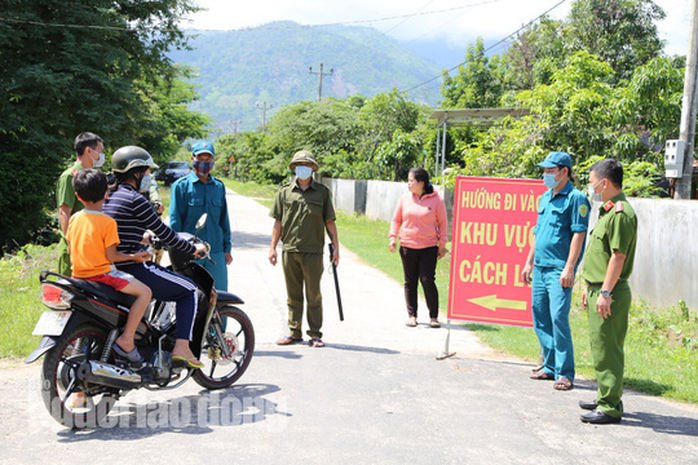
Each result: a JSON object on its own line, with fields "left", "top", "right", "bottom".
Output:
{"left": 26, "top": 215, "right": 254, "bottom": 428}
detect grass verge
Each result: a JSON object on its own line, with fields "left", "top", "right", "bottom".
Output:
{"left": 1, "top": 245, "right": 57, "bottom": 359}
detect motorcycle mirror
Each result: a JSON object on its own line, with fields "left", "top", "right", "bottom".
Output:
{"left": 195, "top": 213, "right": 208, "bottom": 233}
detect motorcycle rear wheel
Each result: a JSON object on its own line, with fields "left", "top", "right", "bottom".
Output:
{"left": 193, "top": 305, "right": 255, "bottom": 389}
{"left": 41, "top": 324, "right": 118, "bottom": 428}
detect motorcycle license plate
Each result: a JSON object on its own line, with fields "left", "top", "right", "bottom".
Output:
{"left": 32, "top": 311, "right": 72, "bottom": 336}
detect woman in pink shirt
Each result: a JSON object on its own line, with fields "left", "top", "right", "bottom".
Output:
{"left": 389, "top": 167, "right": 448, "bottom": 328}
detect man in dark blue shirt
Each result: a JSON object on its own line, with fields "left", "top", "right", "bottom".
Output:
{"left": 522, "top": 152, "right": 590, "bottom": 391}
{"left": 170, "top": 141, "right": 232, "bottom": 291}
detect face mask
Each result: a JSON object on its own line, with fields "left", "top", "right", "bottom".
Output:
{"left": 193, "top": 160, "right": 214, "bottom": 176}
{"left": 139, "top": 173, "right": 151, "bottom": 193}
{"left": 588, "top": 180, "right": 604, "bottom": 202}
{"left": 295, "top": 165, "right": 313, "bottom": 180}
{"left": 92, "top": 151, "right": 105, "bottom": 168}
{"left": 542, "top": 172, "right": 559, "bottom": 189}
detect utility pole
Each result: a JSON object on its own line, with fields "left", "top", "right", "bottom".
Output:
{"left": 225, "top": 119, "right": 241, "bottom": 134}
{"left": 256, "top": 102, "right": 272, "bottom": 132}
{"left": 677, "top": 0, "right": 698, "bottom": 199}
{"left": 309, "top": 63, "right": 333, "bottom": 102}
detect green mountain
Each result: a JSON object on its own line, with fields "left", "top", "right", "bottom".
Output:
{"left": 170, "top": 21, "right": 442, "bottom": 133}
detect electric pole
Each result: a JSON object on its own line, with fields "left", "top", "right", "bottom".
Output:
{"left": 256, "top": 102, "right": 272, "bottom": 132}
{"left": 677, "top": 0, "right": 698, "bottom": 199}
{"left": 225, "top": 119, "right": 241, "bottom": 134}
{"left": 309, "top": 63, "right": 333, "bottom": 102}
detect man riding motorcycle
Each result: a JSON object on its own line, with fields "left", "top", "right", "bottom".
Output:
{"left": 103, "top": 146, "right": 207, "bottom": 368}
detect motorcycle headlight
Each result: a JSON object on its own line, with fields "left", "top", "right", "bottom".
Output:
{"left": 40, "top": 283, "right": 74, "bottom": 309}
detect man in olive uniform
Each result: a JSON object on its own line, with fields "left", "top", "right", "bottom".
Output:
{"left": 580, "top": 158, "right": 637, "bottom": 424}
{"left": 56, "top": 132, "right": 104, "bottom": 276}
{"left": 269, "top": 151, "right": 339, "bottom": 348}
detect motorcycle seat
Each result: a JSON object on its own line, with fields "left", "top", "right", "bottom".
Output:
{"left": 68, "top": 277, "right": 137, "bottom": 308}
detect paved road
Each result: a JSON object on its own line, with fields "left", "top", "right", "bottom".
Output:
{"left": 1, "top": 188, "right": 697, "bottom": 464}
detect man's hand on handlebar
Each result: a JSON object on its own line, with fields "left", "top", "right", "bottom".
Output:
{"left": 194, "top": 243, "right": 208, "bottom": 259}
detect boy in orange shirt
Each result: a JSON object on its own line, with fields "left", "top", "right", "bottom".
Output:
{"left": 66, "top": 169, "right": 152, "bottom": 363}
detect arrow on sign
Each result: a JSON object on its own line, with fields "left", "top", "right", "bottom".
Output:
{"left": 468, "top": 295, "right": 527, "bottom": 311}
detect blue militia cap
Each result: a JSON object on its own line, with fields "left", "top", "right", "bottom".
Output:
{"left": 191, "top": 141, "right": 215, "bottom": 157}
{"left": 537, "top": 151, "right": 572, "bottom": 169}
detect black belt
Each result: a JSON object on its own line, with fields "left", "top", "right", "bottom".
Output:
{"left": 585, "top": 280, "right": 627, "bottom": 287}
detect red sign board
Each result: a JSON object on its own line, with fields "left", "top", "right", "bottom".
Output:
{"left": 448, "top": 177, "right": 547, "bottom": 327}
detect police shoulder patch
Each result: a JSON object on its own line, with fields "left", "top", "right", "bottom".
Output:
{"left": 615, "top": 201, "right": 624, "bottom": 213}
{"left": 579, "top": 204, "right": 589, "bottom": 217}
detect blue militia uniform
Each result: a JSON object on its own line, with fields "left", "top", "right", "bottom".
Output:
{"left": 532, "top": 181, "right": 590, "bottom": 381}
{"left": 169, "top": 172, "right": 232, "bottom": 291}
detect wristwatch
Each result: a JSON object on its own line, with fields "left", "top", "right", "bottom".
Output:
{"left": 599, "top": 289, "right": 612, "bottom": 298}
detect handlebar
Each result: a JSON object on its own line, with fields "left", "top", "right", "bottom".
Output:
{"left": 150, "top": 231, "right": 212, "bottom": 269}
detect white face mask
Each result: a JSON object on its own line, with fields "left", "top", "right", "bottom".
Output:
{"left": 295, "top": 165, "right": 313, "bottom": 180}
{"left": 588, "top": 180, "right": 604, "bottom": 202}
{"left": 92, "top": 151, "right": 105, "bottom": 168}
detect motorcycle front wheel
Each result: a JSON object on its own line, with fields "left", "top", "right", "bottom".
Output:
{"left": 41, "top": 324, "right": 118, "bottom": 428}
{"left": 193, "top": 305, "right": 255, "bottom": 389}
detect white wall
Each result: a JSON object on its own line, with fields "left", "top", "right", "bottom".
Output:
{"left": 624, "top": 198, "right": 698, "bottom": 311}
{"left": 365, "top": 180, "right": 406, "bottom": 222}
{"left": 325, "top": 178, "right": 698, "bottom": 312}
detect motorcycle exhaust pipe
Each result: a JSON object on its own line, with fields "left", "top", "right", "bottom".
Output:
{"left": 77, "top": 360, "right": 142, "bottom": 390}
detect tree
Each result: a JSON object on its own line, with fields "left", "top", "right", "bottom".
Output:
{"left": 453, "top": 52, "right": 679, "bottom": 197}
{"left": 358, "top": 89, "right": 422, "bottom": 163}
{"left": 133, "top": 65, "right": 212, "bottom": 165}
{"left": 264, "top": 98, "right": 362, "bottom": 177}
{"left": 440, "top": 38, "right": 505, "bottom": 108}
{"left": 503, "top": 18, "right": 566, "bottom": 90}
{"left": 375, "top": 129, "right": 421, "bottom": 181}
{"left": 0, "top": 0, "right": 204, "bottom": 250}
{"left": 565, "top": 0, "right": 666, "bottom": 82}
{"left": 216, "top": 132, "right": 282, "bottom": 184}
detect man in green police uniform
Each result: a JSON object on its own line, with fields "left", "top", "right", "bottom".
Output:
{"left": 269, "top": 150, "right": 339, "bottom": 348}
{"left": 56, "top": 132, "right": 105, "bottom": 276}
{"left": 580, "top": 158, "right": 637, "bottom": 424}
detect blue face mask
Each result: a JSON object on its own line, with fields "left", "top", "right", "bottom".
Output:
{"left": 139, "top": 173, "right": 151, "bottom": 193}
{"left": 295, "top": 165, "right": 313, "bottom": 180}
{"left": 542, "top": 172, "right": 559, "bottom": 189}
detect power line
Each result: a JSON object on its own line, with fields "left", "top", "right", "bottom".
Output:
{"left": 0, "top": 3, "right": 515, "bottom": 34}
{"left": 400, "top": 0, "right": 568, "bottom": 95}
{"left": 330, "top": 0, "right": 437, "bottom": 67}
{"left": 331, "top": 0, "right": 504, "bottom": 66}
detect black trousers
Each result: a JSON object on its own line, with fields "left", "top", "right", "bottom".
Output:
{"left": 399, "top": 246, "right": 439, "bottom": 319}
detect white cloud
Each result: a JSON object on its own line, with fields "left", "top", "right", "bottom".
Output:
{"left": 182, "top": 0, "right": 690, "bottom": 56}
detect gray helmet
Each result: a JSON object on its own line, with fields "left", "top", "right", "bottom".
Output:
{"left": 111, "top": 145, "right": 159, "bottom": 174}
{"left": 288, "top": 150, "right": 318, "bottom": 171}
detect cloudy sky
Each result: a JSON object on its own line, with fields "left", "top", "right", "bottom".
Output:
{"left": 181, "top": 0, "right": 692, "bottom": 58}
